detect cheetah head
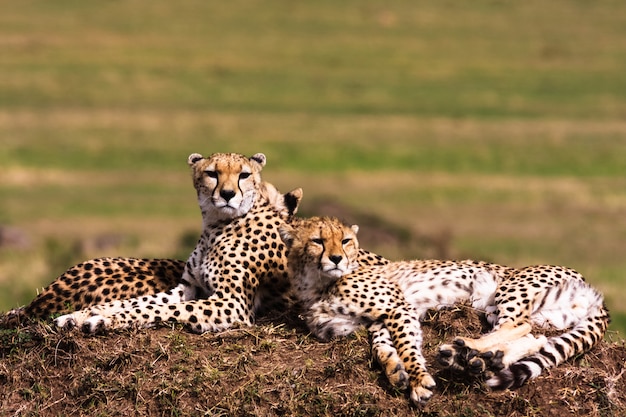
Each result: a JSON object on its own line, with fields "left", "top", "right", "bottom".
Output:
{"left": 280, "top": 216, "right": 361, "bottom": 285}
{"left": 188, "top": 152, "right": 267, "bottom": 221}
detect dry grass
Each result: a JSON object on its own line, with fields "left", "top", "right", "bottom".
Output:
{"left": 1, "top": 308, "right": 624, "bottom": 417}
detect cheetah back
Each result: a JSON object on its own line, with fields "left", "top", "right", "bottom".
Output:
{"left": 5, "top": 257, "right": 184, "bottom": 324}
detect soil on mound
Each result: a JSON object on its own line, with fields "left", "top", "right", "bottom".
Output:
{"left": 1, "top": 307, "right": 624, "bottom": 417}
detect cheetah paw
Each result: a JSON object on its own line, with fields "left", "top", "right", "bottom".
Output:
{"left": 81, "top": 315, "right": 111, "bottom": 334}
{"left": 409, "top": 373, "right": 436, "bottom": 405}
{"left": 2, "top": 308, "right": 25, "bottom": 327}
{"left": 386, "top": 363, "right": 410, "bottom": 390}
{"left": 54, "top": 313, "right": 78, "bottom": 330}
{"left": 438, "top": 339, "right": 504, "bottom": 376}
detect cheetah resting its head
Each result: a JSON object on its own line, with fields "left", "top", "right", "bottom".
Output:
{"left": 279, "top": 216, "right": 361, "bottom": 298}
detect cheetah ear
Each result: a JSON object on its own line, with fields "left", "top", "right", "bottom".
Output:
{"left": 283, "top": 188, "right": 303, "bottom": 216}
{"left": 249, "top": 153, "right": 267, "bottom": 169}
{"left": 278, "top": 224, "right": 295, "bottom": 248}
{"left": 188, "top": 153, "right": 204, "bottom": 166}
{"left": 351, "top": 225, "right": 359, "bottom": 235}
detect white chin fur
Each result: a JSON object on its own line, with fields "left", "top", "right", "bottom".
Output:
{"left": 198, "top": 190, "right": 256, "bottom": 223}
{"left": 323, "top": 268, "right": 346, "bottom": 279}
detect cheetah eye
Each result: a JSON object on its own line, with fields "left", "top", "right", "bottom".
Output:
{"left": 205, "top": 170, "right": 218, "bottom": 179}
{"left": 311, "top": 238, "right": 324, "bottom": 245}
{"left": 239, "top": 172, "right": 251, "bottom": 180}
{"left": 342, "top": 238, "right": 352, "bottom": 245}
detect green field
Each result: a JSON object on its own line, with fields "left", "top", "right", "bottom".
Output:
{"left": 1, "top": 0, "right": 626, "bottom": 336}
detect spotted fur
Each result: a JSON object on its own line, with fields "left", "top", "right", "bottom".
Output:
{"left": 279, "top": 216, "right": 610, "bottom": 404}
{"left": 3, "top": 258, "right": 185, "bottom": 324}
{"left": 3, "top": 153, "right": 303, "bottom": 327}
{"left": 0, "top": 152, "right": 303, "bottom": 333}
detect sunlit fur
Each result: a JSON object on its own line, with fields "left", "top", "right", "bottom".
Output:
{"left": 53, "top": 152, "right": 304, "bottom": 334}
{"left": 281, "top": 216, "right": 609, "bottom": 404}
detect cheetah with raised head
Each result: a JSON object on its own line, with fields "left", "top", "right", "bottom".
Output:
{"left": 0, "top": 152, "right": 299, "bottom": 330}
{"left": 2, "top": 153, "right": 302, "bottom": 327}
{"left": 279, "top": 216, "right": 609, "bottom": 404}
{"left": 50, "top": 151, "right": 305, "bottom": 333}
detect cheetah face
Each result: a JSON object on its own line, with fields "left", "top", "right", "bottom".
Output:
{"left": 188, "top": 152, "right": 266, "bottom": 221}
{"left": 280, "top": 216, "right": 361, "bottom": 281}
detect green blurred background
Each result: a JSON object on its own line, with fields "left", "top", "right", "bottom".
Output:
{"left": 1, "top": 0, "right": 625, "bottom": 336}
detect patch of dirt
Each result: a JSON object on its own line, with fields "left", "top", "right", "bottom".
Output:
{"left": 1, "top": 308, "right": 624, "bottom": 417}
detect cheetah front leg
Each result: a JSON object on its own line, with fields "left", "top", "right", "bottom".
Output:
{"left": 54, "top": 284, "right": 188, "bottom": 332}
{"left": 369, "top": 322, "right": 409, "bottom": 390}
{"left": 382, "top": 307, "right": 436, "bottom": 404}
{"left": 104, "top": 294, "right": 252, "bottom": 333}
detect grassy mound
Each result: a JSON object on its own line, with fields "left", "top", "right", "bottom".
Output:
{"left": 2, "top": 308, "right": 624, "bottom": 416}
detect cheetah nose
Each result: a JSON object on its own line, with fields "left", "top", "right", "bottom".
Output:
{"left": 220, "top": 189, "right": 236, "bottom": 201}
{"left": 329, "top": 255, "right": 343, "bottom": 265}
